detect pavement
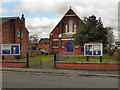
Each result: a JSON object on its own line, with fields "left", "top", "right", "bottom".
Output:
{"left": 30, "top": 60, "right": 54, "bottom": 69}
{"left": 1, "top": 67, "right": 119, "bottom": 77}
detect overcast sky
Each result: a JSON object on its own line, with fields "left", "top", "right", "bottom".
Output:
{"left": 0, "top": 0, "right": 119, "bottom": 40}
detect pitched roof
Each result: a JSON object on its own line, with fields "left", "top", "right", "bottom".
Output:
{"left": 38, "top": 38, "right": 50, "bottom": 44}
{"left": 0, "top": 17, "right": 19, "bottom": 25}
{"left": 50, "top": 8, "right": 83, "bottom": 34}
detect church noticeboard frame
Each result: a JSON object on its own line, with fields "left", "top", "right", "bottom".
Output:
{"left": 84, "top": 43, "right": 103, "bottom": 56}
{"left": 1, "top": 44, "right": 20, "bottom": 55}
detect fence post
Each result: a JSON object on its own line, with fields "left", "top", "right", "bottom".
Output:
{"left": 54, "top": 53, "right": 56, "bottom": 68}
{"left": 2, "top": 56, "right": 4, "bottom": 60}
{"left": 87, "top": 56, "right": 89, "bottom": 62}
{"left": 100, "top": 56, "right": 102, "bottom": 62}
{"left": 26, "top": 52, "right": 29, "bottom": 68}
{"left": 40, "top": 55, "right": 42, "bottom": 68}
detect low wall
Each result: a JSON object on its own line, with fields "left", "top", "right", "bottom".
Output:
{"left": 1, "top": 61, "right": 27, "bottom": 68}
{"left": 56, "top": 62, "right": 119, "bottom": 70}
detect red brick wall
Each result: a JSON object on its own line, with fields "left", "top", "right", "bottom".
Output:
{"left": 38, "top": 44, "right": 49, "bottom": 53}
{"left": 56, "top": 63, "right": 120, "bottom": 70}
{"left": 49, "top": 9, "right": 82, "bottom": 55}
{"left": 1, "top": 16, "right": 29, "bottom": 59}
{"left": 2, "top": 21, "right": 11, "bottom": 44}
{"left": 1, "top": 62, "right": 27, "bottom": 68}
{"left": 2, "top": 17, "right": 29, "bottom": 51}
{"left": 51, "top": 40, "right": 81, "bottom": 55}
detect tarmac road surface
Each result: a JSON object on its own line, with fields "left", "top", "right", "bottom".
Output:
{"left": 2, "top": 71, "right": 118, "bottom": 88}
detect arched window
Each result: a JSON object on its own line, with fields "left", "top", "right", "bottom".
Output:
{"left": 69, "top": 20, "right": 73, "bottom": 32}
{"left": 74, "top": 24, "right": 76, "bottom": 32}
{"left": 65, "top": 24, "right": 67, "bottom": 33}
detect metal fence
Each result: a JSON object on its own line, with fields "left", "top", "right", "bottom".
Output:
{"left": 55, "top": 54, "right": 119, "bottom": 64}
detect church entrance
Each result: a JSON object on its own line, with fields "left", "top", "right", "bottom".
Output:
{"left": 67, "top": 43, "right": 73, "bottom": 52}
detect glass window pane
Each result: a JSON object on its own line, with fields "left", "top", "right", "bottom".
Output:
{"left": 69, "top": 20, "right": 72, "bottom": 32}
{"left": 74, "top": 24, "right": 76, "bottom": 32}
{"left": 65, "top": 24, "right": 67, "bottom": 33}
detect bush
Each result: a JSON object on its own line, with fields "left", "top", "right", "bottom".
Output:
{"left": 109, "top": 49, "right": 116, "bottom": 56}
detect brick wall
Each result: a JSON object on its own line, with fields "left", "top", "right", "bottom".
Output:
{"left": 1, "top": 62, "right": 27, "bottom": 68}
{"left": 38, "top": 44, "right": 49, "bottom": 53}
{"left": 1, "top": 15, "right": 29, "bottom": 60}
{"left": 49, "top": 9, "right": 83, "bottom": 55}
{"left": 56, "top": 63, "right": 120, "bottom": 70}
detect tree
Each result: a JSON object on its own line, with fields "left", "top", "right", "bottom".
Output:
{"left": 29, "top": 34, "right": 39, "bottom": 51}
{"left": 74, "top": 15, "right": 114, "bottom": 47}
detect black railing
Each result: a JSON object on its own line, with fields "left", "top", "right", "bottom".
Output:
{"left": 55, "top": 54, "right": 118, "bottom": 64}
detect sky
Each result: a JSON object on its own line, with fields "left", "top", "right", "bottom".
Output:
{"left": 0, "top": 0, "right": 119, "bottom": 40}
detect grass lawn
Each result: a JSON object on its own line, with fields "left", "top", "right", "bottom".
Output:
{"left": 4, "top": 55, "right": 54, "bottom": 67}
{"left": 29, "top": 55, "right": 54, "bottom": 66}
{"left": 66, "top": 54, "right": 117, "bottom": 63}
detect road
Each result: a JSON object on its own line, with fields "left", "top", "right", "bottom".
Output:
{"left": 2, "top": 71, "right": 118, "bottom": 88}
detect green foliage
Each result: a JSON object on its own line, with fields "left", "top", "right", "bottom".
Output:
{"left": 73, "top": 15, "right": 113, "bottom": 47}
{"left": 109, "top": 49, "right": 116, "bottom": 56}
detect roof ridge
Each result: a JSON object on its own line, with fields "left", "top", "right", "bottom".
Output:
{"left": 0, "top": 17, "right": 19, "bottom": 19}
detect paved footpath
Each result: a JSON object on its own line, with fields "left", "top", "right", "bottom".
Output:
{"left": 1, "top": 67, "right": 119, "bottom": 77}
{"left": 30, "top": 60, "right": 54, "bottom": 69}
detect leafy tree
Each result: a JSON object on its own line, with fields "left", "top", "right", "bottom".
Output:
{"left": 74, "top": 15, "right": 114, "bottom": 47}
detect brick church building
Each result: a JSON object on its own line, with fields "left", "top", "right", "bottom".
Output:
{"left": 0, "top": 14, "right": 29, "bottom": 59}
{"left": 49, "top": 8, "right": 84, "bottom": 55}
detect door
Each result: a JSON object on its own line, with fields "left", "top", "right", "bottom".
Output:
{"left": 67, "top": 43, "right": 73, "bottom": 52}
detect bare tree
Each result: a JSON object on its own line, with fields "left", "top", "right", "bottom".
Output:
{"left": 29, "top": 34, "right": 39, "bottom": 51}
{"left": 106, "top": 27, "right": 115, "bottom": 55}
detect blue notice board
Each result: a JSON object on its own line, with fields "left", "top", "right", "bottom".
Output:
{"left": 11, "top": 45, "right": 20, "bottom": 55}
{"left": 2, "top": 50, "right": 10, "bottom": 55}
{"left": 85, "top": 45, "right": 92, "bottom": 56}
{"left": 84, "top": 43, "right": 102, "bottom": 56}
{"left": 1, "top": 44, "right": 20, "bottom": 55}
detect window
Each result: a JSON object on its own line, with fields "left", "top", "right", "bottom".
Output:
{"left": 17, "top": 31, "right": 20, "bottom": 38}
{"left": 69, "top": 20, "right": 73, "bottom": 32}
{"left": 74, "top": 24, "right": 76, "bottom": 32}
{"left": 65, "top": 24, "right": 67, "bottom": 33}
{"left": 17, "top": 31, "right": 23, "bottom": 39}
{"left": 61, "top": 41, "right": 63, "bottom": 46}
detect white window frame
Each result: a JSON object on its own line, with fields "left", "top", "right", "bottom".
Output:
{"left": 74, "top": 24, "right": 76, "bottom": 32}
{"left": 69, "top": 20, "right": 73, "bottom": 32}
{"left": 65, "top": 24, "right": 68, "bottom": 33}
{"left": 17, "top": 31, "right": 20, "bottom": 38}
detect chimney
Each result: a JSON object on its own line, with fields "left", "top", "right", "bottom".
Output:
{"left": 21, "top": 14, "right": 25, "bottom": 26}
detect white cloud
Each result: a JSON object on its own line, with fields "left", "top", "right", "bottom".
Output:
{"left": 18, "top": 0, "right": 68, "bottom": 14}
{"left": 73, "top": 2, "right": 118, "bottom": 39}
{"left": 26, "top": 17, "right": 60, "bottom": 39}
{"left": 0, "top": 8, "right": 9, "bottom": 15}
{"left": 11, "top": 0, "right": 118, "bottom": 39}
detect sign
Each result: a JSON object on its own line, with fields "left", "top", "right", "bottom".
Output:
{"left": 1, "top": 44, "right": 20, "bottom": 55}
{"left": 61, "top": 33, "right": 74, "bottom": 38}
{"left": 84, "top": 43, "right": 103, "bottom": 56}
{"left": 1, "top": 44, "right": 11, "bottom": 55}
